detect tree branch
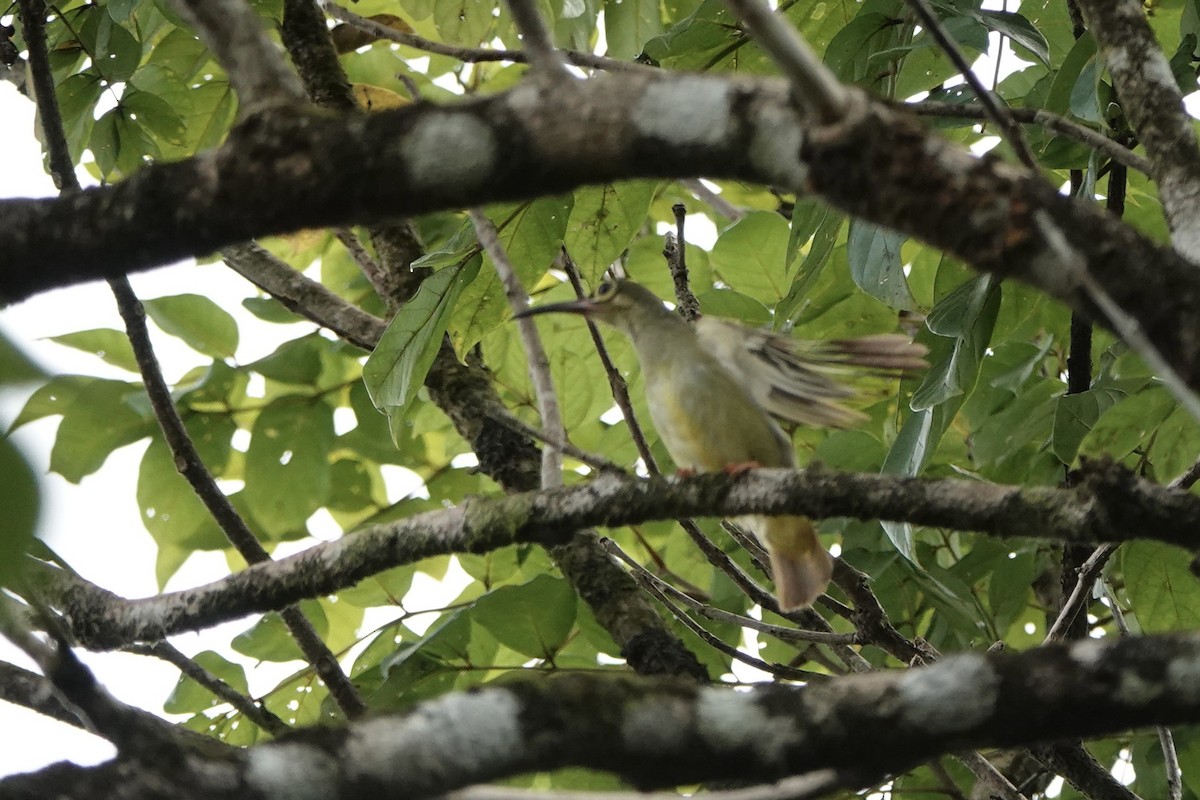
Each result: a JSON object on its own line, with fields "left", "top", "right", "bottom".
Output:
{"left": 11, "top": 634, "right": 1200, "bottom": 799}
{"left": 26, "top": 460, "right": 1200, "bottom": 651}
{"left": 5, "top": 75, "right": 1200, "bottom": 393}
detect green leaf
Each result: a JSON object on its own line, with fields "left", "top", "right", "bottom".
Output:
{"left": 123, "top": 88, "right": 188, "bottom": 148}
{"left": 846, "top": 220, "right": 914, "bottom": 310}
{"left": 1122, "top": 541, "right": 1200, "bottom": 633}
{"left": 1045, "top": 33, "right": 1097, "bottom": 117}
{"left": 81, "top": 10, "right": 143, "bottom": 82}
{"left": 363, "top": 258, "right": 482, "bottom": 423}
{"left": 472, "top": 574, "right": 578, "bottom": 658}
{"left": 1051, "top": 387, "right": 1125, "bottom": 465}
{"left": 55, "top": 72, "right": 104, "bottom": 161}
{"left": 233, "top": 603, "right": 328, "bottom": 662}
{"left": 972, "top": 10, "right": 1051, "bottom": 67}
{"left": 563, "top": 181, "right": 657, "bottom": 285}
{"left": 137, "top": 428, "right": 232, "bottom": 554}
{"left": 709, "top": 211, "right": 790, "bottom": 302}
{"left": 606, "top": 0, "right": 663, "bottom": 59}
{"left": 143, "top": 294, "right": 239, "bottom": 359}
{"left": 248, "top": 337, "right": 324, "bottom": 385}
{"left": 242, "top": 399, "right": 336, "bottom": 537}
{"left": 778, "top": 212, "right": 845, "bottom": 324}
{"left": 452, "top": 196, "right": 572, "bottom": 352}
{"left": 911, "top": 276, "right": 1000, "bottom": 410}
{"left": 242, "top": 297, "right": 304, "bottom": 324}
{"left": 0, "top": 438, "right": 39, "bottom": 588}
{"left": 163, "top": 651, "right": 250, "bottom": 714}
{"left": 49, "top": 380, "right": 152, "bottom": 483}
{"left": 47, "top": 328, "right": 139, "bottom": 372}
{"left": 0, "top": 331, "right": 43, "bottom": 384}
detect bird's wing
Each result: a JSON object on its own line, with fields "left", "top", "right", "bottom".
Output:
{"left": 695, "top": 317, "right": 928, "bottom": 428}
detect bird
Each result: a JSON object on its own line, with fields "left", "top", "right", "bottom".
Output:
{"left": 515, "top": 278, "right": 927, "bottom": 610}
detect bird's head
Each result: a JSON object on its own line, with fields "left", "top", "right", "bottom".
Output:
{"left": 514, "top": 278, "right": 672, "bottom": 335}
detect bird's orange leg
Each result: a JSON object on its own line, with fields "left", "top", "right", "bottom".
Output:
{"left": 722, "top": 461, "right": 762, "bottom": 476}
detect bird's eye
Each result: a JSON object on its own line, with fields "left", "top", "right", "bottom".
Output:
{"left": 595, "top": 281, "right": 616, "bottom": 299}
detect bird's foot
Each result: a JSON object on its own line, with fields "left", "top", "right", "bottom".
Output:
{"left": 675, "top": 467, "right": 697, "bottom": 478}
{"left": 722, "top": 461, "right": 761, "bottom": 476}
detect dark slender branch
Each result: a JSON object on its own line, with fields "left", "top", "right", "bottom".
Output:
{"left": 110, "top": 277, "right": 367, "bottom": 719}
{"left": 16, "top": 0, "right": 73, "bottom": 190}
{"left": 127, "top": 642, "right": 289, "bottom": 736}
{"left": 603, "top": 539, "right": 859, "bottom": 647}
{"left": 666, "top": 204, "right": 701, "bottom": 322}
{"left": 1044, "top": 544, "right": 1118, "bottom": 644}
{"left": 562, "top": 249, "right": 660, "bottom": 472}
{"left": 902, "top": 0, "right": 1038, "bottom": 169}
{"left": 604, "top": 541, "right": 821, "bottom": 681}
{"left": 907, "top": 100, "right": 1152, "bottom": 173}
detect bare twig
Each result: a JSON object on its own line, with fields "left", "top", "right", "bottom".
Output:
{"left": 902, "top": 0, "right": 1038, "bottom": 170}
{"left": 471, "top": 209, "right": 564, "bottom": 487}
{"left": 603, "top": 539, "right": 859, "bottom": 647}
{"left": 561, "top": 249, "right": 661, "bottom": 472}
{"left": 1043, "top": 543, "right": 1117, "bottom": 643}
{"left": 1104, "top": 585, "right": 1182, "bottom": 800}
{"left": 128, "top": 642, "right": 290, "bottom": 736}
{"left": 909, "top": 102, "right": 1152, "bottom": 175}
{"left": 721, "top": 0, "right": 848, "bottom": 122}
{"left": 335, "top": 229, "right": 387, "bottom": 290}
{"left": 680, "top": 179, "right": 746, "bottom": 221}
{"left": 667, "top": 204, "right": 701, "bottom": 322}
{"left": 487, "top": 412, "right": 626, "bottom": 474}
{"left": 110, "top": 277, "right": 367, "bottom": 718}
{"left": 604, "top": 543, "right": 820, "bottom": 681}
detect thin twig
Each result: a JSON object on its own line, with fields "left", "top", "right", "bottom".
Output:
{"left": 487, "top": 411, "right": 627, "bottom": 474}
{"left": 110, "top": 277, "right": 368, "bottom": 719}
{"left": 1044, "top": 543, "right": 1118, "bottom": 643}
{"left": 667, "top": 204, "right": 701, "bottom": 322}
{"left": 603, "top": 539, "right": 859, "bottom": 647}
{"left": 471, "top": 209, "right": 564, "bottom": 488}
{"left": 902, "top": 0, "right": 1038, "bottom": 170}
{"left": 127, "top": 642, "right": 290, "bottom": 736}
{"left": 320, "top": 1, "right": 644, "bottom": 72}
{"left": 561, "top": 248, "right": 661, "bottom": 473}
{"left": 1034, "top": 209, "right": 1200, "bottom": 428}
{"left": 955, "top": 751, "right": 1030, "bottom": 800}
{"left": 720, "top": 0, "right": 848, "bottom": 122}
{"left": 335, "top": 229, "right": 387, "bottom": 290}
{"left": 1104, "top": 583, "right": 1181, "bottom": 800}
{"left": 908, "top": 102, "right": 1152, "bottom": 176}
{"left": 680, "top": 179, "right": 746, "bottom": 221}
{"left": 605, "top": 543, "right": 821, "bottom": 681}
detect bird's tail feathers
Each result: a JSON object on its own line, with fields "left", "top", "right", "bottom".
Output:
{"left": 750, "top": 515, "right": 834, "bottom": 611}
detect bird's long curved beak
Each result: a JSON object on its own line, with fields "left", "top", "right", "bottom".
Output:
{"left": 513, "top": 298, "right": 600, "bottom": 319}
